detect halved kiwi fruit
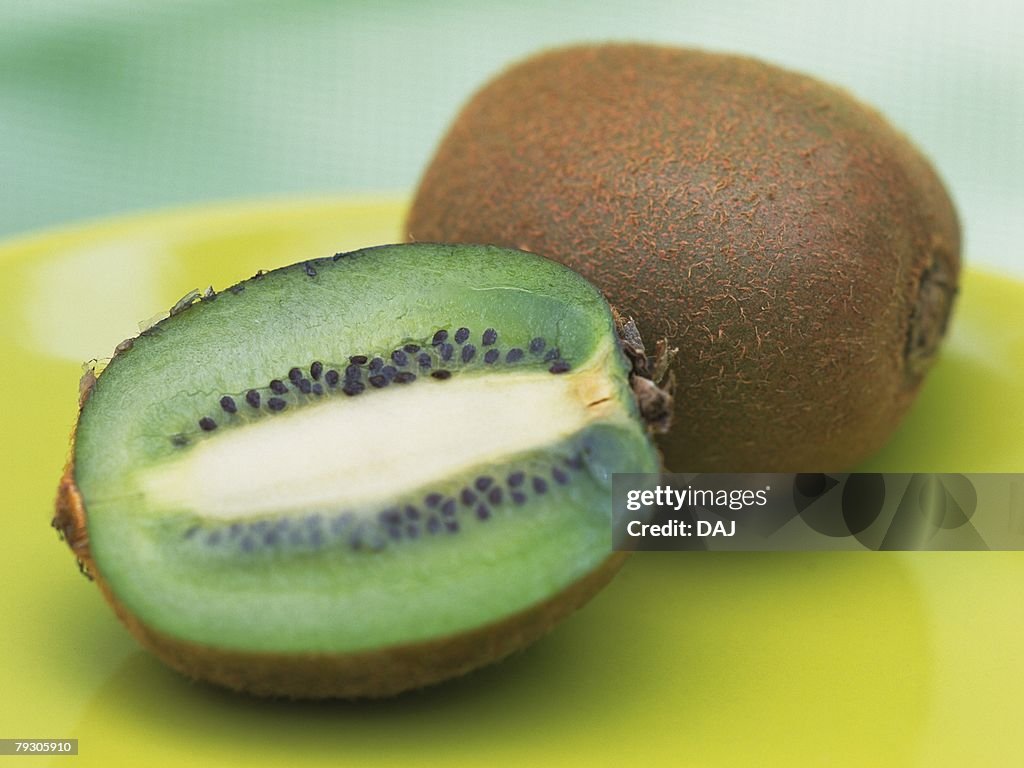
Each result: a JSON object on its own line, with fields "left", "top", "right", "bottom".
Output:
{"left": 54, "top": 243, "right": 662, "bottom": 699}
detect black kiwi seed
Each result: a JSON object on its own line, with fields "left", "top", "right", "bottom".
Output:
{"left": 369, "top": 375, "right": 387, "bottom": 389}
{"left": 506, "top": 348, "right": 524, "bottom": 363}
{"left": 343, "top": 381, "right": 364, "bottom": 396}
{"left": 529, "top": 337, "right": 546, "bottom": 354}
{"left": 199, "top": 416, "right": 217, "bottom": 431}
{"left": 549, "top": 361, "right": 571, "bottom": 374}
{"left": 267, "top": 397, "right": 287, "bottom": 411}
{"left": 289, "top": 367, "right": 303, "bottom": 384}
{"left": 245, "top": 389, "right": 261, "bottom": 407}
{"left": 394, "top": 372, "right": 416, "bottom": 384}
{"left": 220, "top": 396, "right": 237, "bottom": 414}
{"left": 482, "top": 328, "right": 497, "bottom": 346}
{"left": 369, "top": 357, "right": 384, "bottom": 372}
{"left": 431, "top": 370, "right": 451, "bottom": 380}
{"left": 427, "top": 517, "right": 442, "bottom": 535}
{"left": 488, "top": 487, "right": 503, "bottom": 505}
{"left": 439, "top": 343, "right": 454, "bottom": 361}
{"left": 310, "top": 361, "right": 323, "bottom": 380}
{"left": 270, "top": 379, "right": 287, "bottom": 395}
{"left": 552, "top": 467, "right": 570, "bottom": 485}
{"left": 381, "top": 365, "right": 398, "bottom": 381}
{"left": 455, "top": 327, "right": 470, "bottom": 344}
{"left": 425, "top": 493, "right": 443, "bottom": 508}
{"left": 298, "top": 379, "right": 312, "bottom": 394}
{"left": 349, "top": 355, "right": 368, "bottom": 365}
{"left": 445, "top": 520, "right": 460, "bottom": 533}
{"left": 441, "top": 499, "right": 456, "bottom": 517}
{"left": 544, "top": 348, "right": 560, "bottom": 362}
{"left": 511, "top": 491, "right": 528, "bottom": 505}
{"left": 432, "top": 329, "right": 448, "bottom": 346}
{"left": 533, "top": 477, "right": 549, "bottom": 494}
{"left": 391, "top": 350, "right": 408, "bottom": 366}
{"left": 325, "top": 370, "right": 340, "bottom": 387}
{"left": 460, "top": 488, "right": 477, "bottom": 505}
{"left": 403, "top": 343, "right": 420, "bottom": 353}
{"left": 404, "top": 505, "right": 420, "bottom": 521}
{"left": 331, "top": 513, "right": 354, "bottom": 535}
{"left": 484, "top": 349, "right": 500, "bottom": 364}
{"left": 312, "top": 383, "right": 324, "bottom": 396}
{"left": 461, "top": 344, "right": 476, "bottom": 363}
{"left": 417, "top": 353, "right": 432, "bottom": 368}
{"left": 345, "top": 364, "right": 362, "bottom": 380}
{"left": 565, "top": 454, "right": 585, "bottom": 470}
{"left": 475, "top": 504, "right": 491, "bottom": 521}
{"left": 352, "top": 524, "right": 384, "bottom": 551}
{"left": 475, "top": 476, "right": 493, "bottom": 491}
{"left": 508, "top": 471, "right": 525, "bottom": 487}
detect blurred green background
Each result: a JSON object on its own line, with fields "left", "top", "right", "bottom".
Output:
{"left": 1, "top": 0, "right": 1021, "bottom": 275}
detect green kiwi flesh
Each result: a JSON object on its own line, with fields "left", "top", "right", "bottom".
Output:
{"left": 407, "top": 44, "right": 961, "bottom": 472}
{"left": 55, "top": 243, "right": 660, "bottom": 698}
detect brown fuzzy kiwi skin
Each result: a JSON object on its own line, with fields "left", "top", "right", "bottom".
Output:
{"left": 407, "top": 43, "right": 961, "bottom": 472}
{"left": 54, "top": 392, "right": 626, "bottom": 699}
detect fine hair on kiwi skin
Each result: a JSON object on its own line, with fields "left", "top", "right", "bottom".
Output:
{"left": 53, "top": 243, "right": 667, "bottom": 699}
{"left": 406, "top": 43, "right": 962, "bottom": 473}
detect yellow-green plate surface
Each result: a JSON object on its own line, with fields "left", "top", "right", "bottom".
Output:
{"left": 2, "top": 198, "right": 1022, "bottom": 767}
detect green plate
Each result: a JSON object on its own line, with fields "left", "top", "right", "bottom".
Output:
{"left": 2, "top": 198, "right": 1022, "bottom": 767}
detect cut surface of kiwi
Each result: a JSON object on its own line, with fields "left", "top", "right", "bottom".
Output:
{"left": 56, "top": 243, "right": 660, "bottom": 698}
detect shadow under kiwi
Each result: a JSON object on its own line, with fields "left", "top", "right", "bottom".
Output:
{"left": 69, "top": 553, "right": 932, "bottom": 767}
{"left": 859, "top": 347, "right": 1023, "bottom": 472}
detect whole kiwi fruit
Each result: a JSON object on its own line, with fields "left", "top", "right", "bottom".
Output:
{"left": 54, "top": 243, "right": 662, "bottom": 698}
{"left": 407, "top": 43, "right": 961, "bottom": 471}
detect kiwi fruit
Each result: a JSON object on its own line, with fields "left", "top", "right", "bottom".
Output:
{"left": 53, "top": 243, "right": 662, "bottom": 699}
{"left": 407, "top": 43, "right": 961, "bottom": 471}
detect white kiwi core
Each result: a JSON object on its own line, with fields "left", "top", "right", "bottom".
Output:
{"left": 140, "top": 347, "right": 621, "bottom": 521}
